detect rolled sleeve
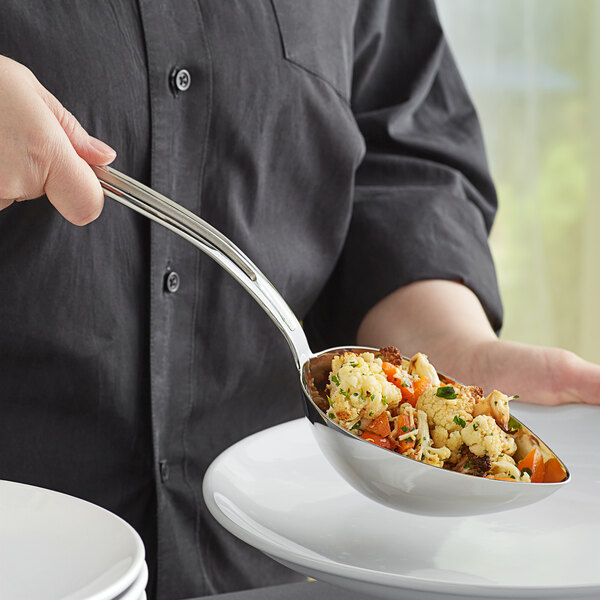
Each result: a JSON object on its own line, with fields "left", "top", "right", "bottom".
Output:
{"left": 305, "top": 0, "right": 502, "bottom": 349}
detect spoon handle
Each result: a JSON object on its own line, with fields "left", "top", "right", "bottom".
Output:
{"left": 93, "top": 165, "right": 312, "bottom": 368}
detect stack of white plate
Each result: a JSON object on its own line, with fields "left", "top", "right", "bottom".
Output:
{"left": 0, "top": 480, "right": 147, "bottom": 600}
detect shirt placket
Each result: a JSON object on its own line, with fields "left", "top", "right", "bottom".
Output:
{"left": 137, "top": 1, "right": 212, "bottom": 595}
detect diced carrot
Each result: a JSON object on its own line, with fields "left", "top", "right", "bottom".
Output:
{"left": 397, "top": 438, "right": 416, "bottom": 453}
{"left": 366, "top": 412, "right": 391, "bottom": 437}
{"left": 399, "top": 414, "right": 412, "bottom": 429}
{"left": 382, "top": 361, "right": 416, "bottom": 402}
{"left": 360, "top": 431, "right": 393, "bottom": 449}
{"left": 517, "top": 448, "right": 545, "bottom": 483}
{"left": 543, "top": 457, "right": 566, "bottom": 483}
{"left": 399, "top": 380, "right": 415, "bottom": 402}
{"left": 395, "top": 414, "right": 416, "bottom": 453}
{"left": 381, "top": 362, "right": 398, "bottom": 379}
{"left": 412, "top": 377, "right": 431, "bottom": 402}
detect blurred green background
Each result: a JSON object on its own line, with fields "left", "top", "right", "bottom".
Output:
{"left": 438, "top": 0, "right": 600, "bottom": 363}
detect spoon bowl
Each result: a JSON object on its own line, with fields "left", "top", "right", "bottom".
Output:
{"left": 95, "top": 166, "right": 570, "bottom": 516}
{"left": 300, "top": 347, "right": 569, "bottom": 515}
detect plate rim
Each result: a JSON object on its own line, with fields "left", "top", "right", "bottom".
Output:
{"left": 0, "top": 479, "right": 146, "bottom": 600}
{"left": 203, "top": 416, "right": 600, "bottom": 599}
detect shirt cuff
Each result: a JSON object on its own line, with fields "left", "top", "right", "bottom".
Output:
{"left": 304, "top": 187, "right": 503, "bottom": 350}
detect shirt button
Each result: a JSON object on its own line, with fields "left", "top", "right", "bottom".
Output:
{"left": 165, "top": 271, "right": 180, "bottom": 293}
{"left": 170, "top": 68, "right": 191, "bottom": 93}
{"left": 159, "top": 460, "right": 169, "bottom": 483}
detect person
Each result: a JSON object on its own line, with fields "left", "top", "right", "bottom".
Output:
{"left": 1, "top": 1, "right": 599, "bottom": 599}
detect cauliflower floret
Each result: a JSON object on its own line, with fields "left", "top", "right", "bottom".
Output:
{"left": 473, "top": 389, "right": 511, "bottom": 430}
{"left": 489, "top": 454, "right": 531, "bottom": 482}
{"left": 327, "top": 352, "right": 402, "bottom": 429}
{"left": 416, "top": 386, "right": 475, "bottom": 433}
{"left": 414, "top": 410, "right": 451, "bottom": 467}
{"left": 422, "top": 446, "right": 451, "bottom": 468}
{"left": 431, "top": 425, "right": 449, "bottom": 448}
{"left": 501, "top": 430, "right": 517, "bottom": 455}
{"left": 461, "top": 415, "right": 507, "bottom": 461}
{"left": 408, "top": 353, "right": 440, "bottom": 386}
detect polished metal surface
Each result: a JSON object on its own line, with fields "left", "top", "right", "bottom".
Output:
{"left": 95, "top": 165, "right": 570, "bottom": 515}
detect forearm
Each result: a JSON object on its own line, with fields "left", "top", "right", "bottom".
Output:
{"left": 357, "top": 279, "right": 600, "bottom": 404}
{"left": 357, "top": 279, "right": 497, "bottom": 375}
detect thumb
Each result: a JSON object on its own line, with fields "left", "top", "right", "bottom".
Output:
{"left": 40, "top": 88, "right": 116, "bottom": 166}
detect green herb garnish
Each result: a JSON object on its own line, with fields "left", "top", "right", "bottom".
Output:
{"left": 507, "top": 416, "right": 522, "bottom": 430}
{"left": 351, "top": 420, "right": 362, "bottom": 431}
{"left": 437, "top": 386, "right": 457, "bottom": 399}
{"left": 472, "top": 422, "right": 479, "bottom": 431}
{"left": 331, "top": 375, "right": 340, "bottom": 386}
{"left": 453, "top": 415, "right": 466, "bottom": 428}
{"left": 327, "top": 395, "right": 333, "bottom": 407}
{"left": 328, "top": 412, "right": 335, "bottom": 419}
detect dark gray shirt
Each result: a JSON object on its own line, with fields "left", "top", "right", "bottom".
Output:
{"left": 0, "top": 1, "right": 502, "bottom": 599}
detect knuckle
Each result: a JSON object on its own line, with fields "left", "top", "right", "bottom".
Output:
{"left": 56, "top": 108, "right": 82, "bottom": 140}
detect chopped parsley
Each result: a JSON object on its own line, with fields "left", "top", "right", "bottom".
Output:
{"left": 328, "top": 412, "right": 335, "bottom": 419}
{"left": 331, "top": 374, "right": 340, "bottom": 386}
{"left": 472, "top": 422, "right": 479, "bottom": 431}
{"left": 350, "top": 362, "right": 358, "bottom": 368}
{"left": 512, "top": 395, "right": 520, "bottom": 399}
{"left": 453, "top": 415, "right": 466, "bottom": 428}
{"left": 401, "top": 426, "right": 411, "bottom": 433}
{"left": 507, "top": 416, "right": 522, "bottom": 431}
{"left": 437, "top": 386, "right": 457, "bottom": 399}
{"left": 351, "top": 420, "right": 362, "bottom": 431}
{"left": 369, "top": 411, "right": 374, "bottom": 417}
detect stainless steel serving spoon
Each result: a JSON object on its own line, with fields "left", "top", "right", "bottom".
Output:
{"left": 94, "top": 165, "right": 570, "bottom": 516}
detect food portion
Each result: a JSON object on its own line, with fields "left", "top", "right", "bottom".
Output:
{"left": 320, "top": 346, "right": 567, "bottom": 483}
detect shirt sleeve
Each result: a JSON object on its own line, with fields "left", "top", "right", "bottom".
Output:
{"left": 304, "top": 0, "right": 503, "bottom": 350}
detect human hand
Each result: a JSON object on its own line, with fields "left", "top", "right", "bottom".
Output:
{"left": 0, "top": 55, "right": 116, "bottom": 225}
{"left": 454, "top": 338, "right": 600, "bottom": 406}
{"left": 357, "top": 279, "right": 600, "bottom": 406}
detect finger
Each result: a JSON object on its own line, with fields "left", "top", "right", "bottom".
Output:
{"left": 0, "top": 198, "right": 15, "bottom": 211}
{"left": 43, "top": 142, "right": 105, "bottom": 226}
{"left": 39, "top": 88, "right": 116, "bottom": 166}
{"left": 561, "top": 353, "right": 600, "bottom": 405}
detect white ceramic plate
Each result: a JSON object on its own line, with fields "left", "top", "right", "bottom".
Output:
{"left": 0, "top": 480, "right": 145, "bottom": 600}
{"left": 113, "top": 561, "right": 148, "bottom": 600}
{"left": 203, "top": 404, "right": 600, "bottom": 600}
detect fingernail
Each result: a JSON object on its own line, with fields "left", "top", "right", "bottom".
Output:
{"left": 89, "top": 136, "right": 117, "bottom": 158}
